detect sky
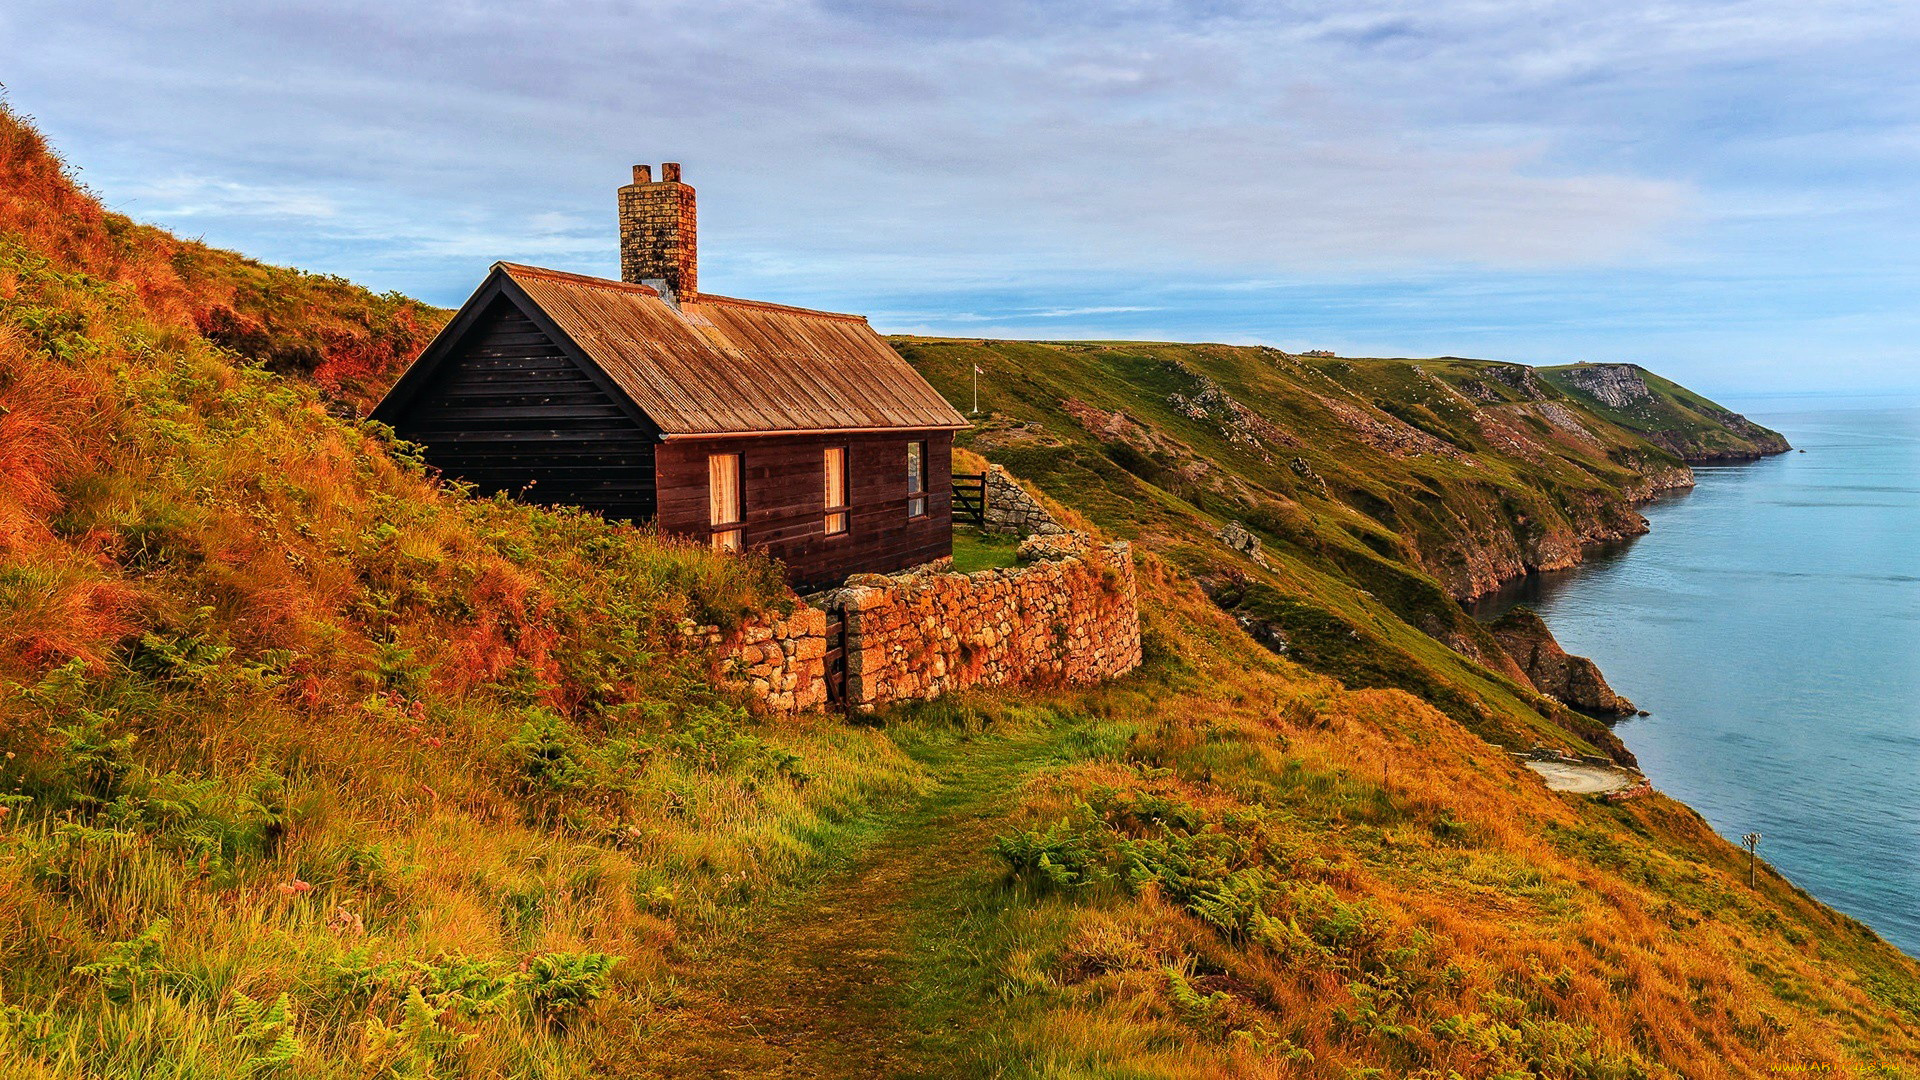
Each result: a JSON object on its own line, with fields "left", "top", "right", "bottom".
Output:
{"left": 6, "top": 0, "right": 1920, "bottom": 396}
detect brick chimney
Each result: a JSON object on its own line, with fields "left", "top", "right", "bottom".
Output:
{"left": 618, "top": 162, "right": 696, "bottom": 301}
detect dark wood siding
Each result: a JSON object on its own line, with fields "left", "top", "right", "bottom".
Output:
{"left": 386, "top": 298, "right": 658, "bottom": 521}
{"left": 655, "top": 431, "right": 953, "bottom": 591}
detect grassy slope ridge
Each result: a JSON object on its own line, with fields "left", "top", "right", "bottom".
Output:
{"left": 1540, "top": 363, "right": 1792, "bottom": 462}
{"left": 2, "top": 104, "right": 1917, "bottom": 1079}
{"left": 900, "top": 338, "right": 1695, "bottom": 763}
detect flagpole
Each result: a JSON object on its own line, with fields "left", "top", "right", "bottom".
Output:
{"left": 972, "top": 364, "right": 979, "bottom": 414}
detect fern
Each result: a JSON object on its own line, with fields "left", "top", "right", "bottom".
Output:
{"left": 228, "top": 991, "right": 301, "bottom": 1072}
{"left": 74, "top": 919, "right": 171, "bottom": 1002}
{"left": 526, "top": 951, "right": 616, "bottom": 1019}
{"left": 361, "top": 986, "right": 472, "bottom": 1078}
{"left": 1163, "top": 966, "right": 1233, "bottom": 1038}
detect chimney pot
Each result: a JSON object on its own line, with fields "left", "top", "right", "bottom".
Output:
{"left": 632, "top": 164, "right": 652, "bottom": 184}
{"left": 661, "top": 162, "right": 682, "bottom": 183}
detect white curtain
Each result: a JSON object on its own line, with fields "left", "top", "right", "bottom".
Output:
{"left": 824, "top": 447, "right": 847, "bottom": 508}
{"left": 708, "top": 453, "right": 741, "bottom": 526}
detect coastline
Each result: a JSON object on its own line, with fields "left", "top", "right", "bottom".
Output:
{"left": 1448, "top": 443, "right": 1791, "bottom": 605}
{"left": 1461, "top": 404, "right": 1920, "bottom": 956}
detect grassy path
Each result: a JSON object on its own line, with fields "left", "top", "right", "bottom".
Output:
{"left": 628, "top": 725, "right": 1064, "bottom": 1078}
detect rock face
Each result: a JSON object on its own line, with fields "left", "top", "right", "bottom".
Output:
{"left": 1548, "top": 363, "right": 1791, "bottom": 462}
{"left": 1490, "top": 607, "right": 1637, "bottom": 717}
{"left": 1556, "top": 364, "right": 1655, "bottom": 411}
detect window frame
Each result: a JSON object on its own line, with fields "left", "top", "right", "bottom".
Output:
{"left": 708, "top": 451, "right": 745, "bottom": 551}
{"left": 905, "top": 439, "right": 928, "bottom": 519}
{"left": 823, "top": 444, "right": 850, "bottom": 537}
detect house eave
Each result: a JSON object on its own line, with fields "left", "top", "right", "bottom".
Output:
{"left": 658, "top": 424, "right": 971, "bottom": 441}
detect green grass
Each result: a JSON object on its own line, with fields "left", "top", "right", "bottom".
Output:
{"left": 949, "top": 527, "right": 1023, "bottom": 573}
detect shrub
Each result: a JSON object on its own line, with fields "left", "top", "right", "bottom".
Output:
{"left": 75, "top": 919, "right": 177, "bottom": 1002}
{"left": 526, "top": 951, "right": 616, "bottom": 1020}
{"left": 504, "top": 709, "right": 595, "bottom": 794}
{"left": 992, "top": 814, "right": 1110, "bottom": 893}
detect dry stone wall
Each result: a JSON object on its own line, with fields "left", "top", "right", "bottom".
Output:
{"left": 981, "top": 465, "right": 1067, "bottom": 536}
{"left": 688, "top": 604, "right": 830, "bottom": 715}
{"left": 712, "top": 540, "right": 1141, "bottom": 714}
{"left": 831, "top": 540, "right": 1140, "bottom": 709}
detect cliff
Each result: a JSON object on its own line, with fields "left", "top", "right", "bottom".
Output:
{"left": 1541, "top": 362, "right": 1792, "bottom": 462}
{"left": 1490, "top": 606, "right": 1638, "bottom": 716}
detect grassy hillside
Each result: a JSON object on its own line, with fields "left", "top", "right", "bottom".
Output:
{"left": 900, "top": 339, "right": 1702, "bottom": 764}
{"left": 3, "top": 105, "right": 1917, "bottom": 1079}
{"left": 0, "top": 107, "right": 929, "bottom": 1076}
{"left": 1539, "top": 363, "right": 1791, "bottom": 462}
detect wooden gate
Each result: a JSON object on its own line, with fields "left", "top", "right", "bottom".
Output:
{"left": 823, "top": 608, "right": 848, "bottom": 708}
{"left": 952, "top": 472, "right": 987, "bottom": 527}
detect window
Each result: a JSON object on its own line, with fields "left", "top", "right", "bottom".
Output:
{"left": 906, "top": 440, "right": 927, "bottom": 518}
{"left": 823, "top": 446, "right": 849, "bottom": 536}
{"left": 708, "top": 452, "right": 743, "bottom": 551}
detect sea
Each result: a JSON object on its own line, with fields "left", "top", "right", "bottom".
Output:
{"left": 1468, "top": 395, "right": 1920, "bottom": 956}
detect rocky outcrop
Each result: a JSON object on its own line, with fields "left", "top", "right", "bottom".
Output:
{"left": 1556, "top": 364, "right": 1654, "bottom": 411}
{"left": 1549, "top": 363, "right": 1791, "bottom": 462}
{"left": 1214, "top": 521, "right": 1270, "bottom": 568}
{"left": 1490, "top": 607, "right": 1636, "bottom": 717}
{"left": 1416, "top": 460, "right": 1695, "bottom": 601}
{"left": 1166, "top": 364, "right": 1299, "bottom": 459}
{"left": 1485, "top": 362, "right": 1547, "bottom": 399}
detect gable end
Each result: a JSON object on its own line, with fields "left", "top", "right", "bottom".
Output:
{"left": 375, "top": 287, "right": 661, "bottom": 521}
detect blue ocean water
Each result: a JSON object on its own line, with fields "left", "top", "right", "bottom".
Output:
{"left": 1470, "top": 397, "right": 1920, "bottom": 955}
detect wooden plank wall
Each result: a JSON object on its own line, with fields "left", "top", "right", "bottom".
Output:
{"left": 656, "top": 431, "right": 953, "bottom": 591}
{"left": 388, "top": 299, "right": 658, "bottom": 521}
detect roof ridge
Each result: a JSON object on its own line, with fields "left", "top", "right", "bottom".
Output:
{"left": 687, "top": 292, "right": 870, "bottom": 325}
{"left": 494, "top": 262, "right": 660, "bottom": 297}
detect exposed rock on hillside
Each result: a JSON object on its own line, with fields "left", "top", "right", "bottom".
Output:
{"left": 1165, "top": 363, "right": 1298, "bottom": 459}
{"left": 1557, "top": 363, "right": 1656, "bottom": 410}
{"left": 1214, "top": 520, "right": 1269, "bottom": 567}
{"left": 1486, "top": 362, "right": 1548, "bottom": 399}
{"left": 1312, "top": 388, "right": 1465, "bottom": 459}
{"left": 1544, "top": 363, "right": 1791, "bottom": 462}
{"left": 1491, "top": 607, "right": 1637, "bottom": 716}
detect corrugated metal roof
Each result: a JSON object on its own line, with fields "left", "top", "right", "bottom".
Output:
{"left": 497, "top": 263, "right": 969, "bottom": 437}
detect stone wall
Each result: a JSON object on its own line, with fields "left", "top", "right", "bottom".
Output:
{"left": 690, "top": 604, "right": 830, "bottom": 715}
{"left": 831, "top": 540, "right": 1140, "bottom": 709}
{"left": 713, "top": 539, "right": 1142, "bottom": 714}
{"left": 981, "top": 464, "right": 1067, "bottom": 536}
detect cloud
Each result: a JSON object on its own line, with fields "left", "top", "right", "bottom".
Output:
{"left": 1, "top": 0, "right": 1725, "bottom": 282}
{"left": 5, "top": 0, "right": 1920, "bottom": 388}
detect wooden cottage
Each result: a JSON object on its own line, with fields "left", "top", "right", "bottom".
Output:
{"left": 371, "top": 164, "right": 970, "bottom": 590}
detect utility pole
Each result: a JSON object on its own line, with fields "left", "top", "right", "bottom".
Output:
{"left": 1743, "top": 832, "right": 1762, "bottom": 888}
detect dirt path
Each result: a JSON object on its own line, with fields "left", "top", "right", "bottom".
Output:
{"left": 628, "top": 730, "right": 1050, "bottom": 1078}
